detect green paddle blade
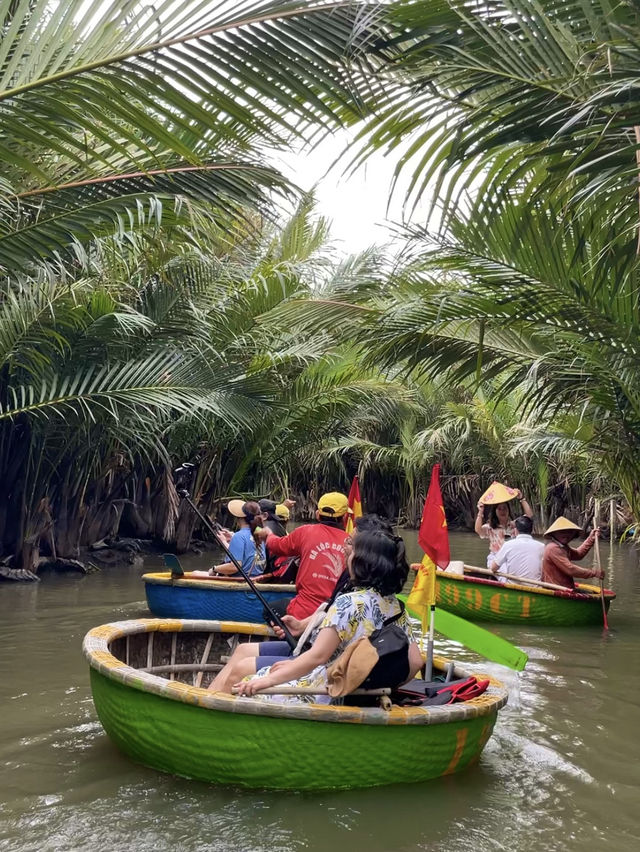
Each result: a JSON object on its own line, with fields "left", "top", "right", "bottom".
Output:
{"left": 399, "top": 595, "right": 528, "bottom": 671}
{"left": 163, "top": 553, "right": 184, "bottom": 577}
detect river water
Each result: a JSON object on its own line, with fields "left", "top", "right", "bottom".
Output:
{"left": 0, "top": 531, "right": 639, "bottom": 852}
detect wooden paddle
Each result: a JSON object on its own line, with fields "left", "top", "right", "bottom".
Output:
{"left": 399, "top": 594, "right": 528, "bottom": 671}
{"left": 461, "top": 564, "right": 575, "bottom": 593}
{"left": 162, "top": 558, "right": 251, "bottom": 582}
{"left": 593, "top": 500, "right": 609, "bottom": 630}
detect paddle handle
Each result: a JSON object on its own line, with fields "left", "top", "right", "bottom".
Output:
{"left": 593, "top": 500, "right": 609, "bottom": 630}
{"left": 232, "top": 686, "right": 391, "bottom": 696}
{"left": 461, "top": 564, "right": 573, "bottom": 593}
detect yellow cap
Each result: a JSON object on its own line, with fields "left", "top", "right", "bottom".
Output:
{"left": 275, "top": 504, "right": 290, "bottom": 521}
{"left": 544, "top": 517, "right": 582, "bottom": 538}
{"left": 479, "top": 481, "right": 521, "bottom": 505}
{"left": 317, "top": 492, "right": 350, "bottom": 518}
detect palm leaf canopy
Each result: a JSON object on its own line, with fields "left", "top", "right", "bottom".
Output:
{"left": 355, "top": 0, "right": 640, "bottom": 246}
{"left": 0, "top": 0, "right": 397, "bottom": 271}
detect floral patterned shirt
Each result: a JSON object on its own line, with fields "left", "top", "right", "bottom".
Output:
{"left": 252, "top": 588, "right": 411, "bottom": 704}
{"left": 480, "top": 522, "right": 515, "bottom": 554}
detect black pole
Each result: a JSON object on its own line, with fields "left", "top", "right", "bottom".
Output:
{"left": 178, "top": 487, "right": 297, "bottom": 650}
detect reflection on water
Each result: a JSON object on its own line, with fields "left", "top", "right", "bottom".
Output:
{"left": 0, "top": 534, "right": 639, "bottom": 851}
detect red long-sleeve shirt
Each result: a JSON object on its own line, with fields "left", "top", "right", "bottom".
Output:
{"left": 266, "top": 523, "right": 347, "bottom": 618}
{"left": 542, "top": 538, "right": 596, "bottom": 589}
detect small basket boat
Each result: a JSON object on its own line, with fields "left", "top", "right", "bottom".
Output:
{"left": 83, "top": 618, "right": 508, "bottom": 791}
{"left": 143, "top": 572, "right": 295, "bottom": 623}
{"left": 435, "top": 568, "right": 615, "bottom": 626}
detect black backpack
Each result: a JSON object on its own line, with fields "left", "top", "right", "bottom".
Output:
{"left": 361, "top": 602, "right": 410, "bottom": 689}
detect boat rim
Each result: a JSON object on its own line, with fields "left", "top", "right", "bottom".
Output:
{"left": 433, "top": 568, "right": 616, "bottom": 601}
{"left": 83, "top": 617, "right": 508, "bottom": 726}
{"left": 143, "top": 572, "right": 295, "bottom": 592}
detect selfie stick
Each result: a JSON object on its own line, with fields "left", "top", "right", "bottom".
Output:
{"left": 174, "top": 465, "right": 296, "bottom": 650}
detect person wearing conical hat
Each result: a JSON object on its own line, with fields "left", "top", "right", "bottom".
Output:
{"left": 475, "top": 484, "right": 533, "bottom": 568}
{"left": 542, "top": 517, "right": 604, "bottom": 589}
{"left": 210, "top": 500, "right": 266, "bottom": 577}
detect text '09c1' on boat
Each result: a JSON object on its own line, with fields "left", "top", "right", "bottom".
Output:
{"left": 143, "top": 571, "right": 295, "bottom": 623}
{"left": 430, "top": 565, "right": 615, "bottom": 626}
{"left": 83, "top": 618, "right": 508, "bottom": 791}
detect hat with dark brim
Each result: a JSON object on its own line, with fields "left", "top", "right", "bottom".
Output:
{"left": 544, "top": 517, "right": 582, "bottom": 538}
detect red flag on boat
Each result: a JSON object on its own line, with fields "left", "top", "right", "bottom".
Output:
{"left": 345, "top": 475, "right": 362, "bottom": 534}
{"left": 418, "top": 464, "right": 450, "bottom": 568}
{"left": 408, "top": 464, "right": 450, "bottom": 629}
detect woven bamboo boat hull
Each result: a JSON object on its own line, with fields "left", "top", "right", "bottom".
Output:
{"left": 435, "top": 570, "right": 615, "bottom": 626}
{"left": 143, "top": 572, "right": 295, "bottom": 623}
{"left": 83, "top": 618, "right": 508, "bottom": 791}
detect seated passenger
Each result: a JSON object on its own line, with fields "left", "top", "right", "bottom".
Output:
{"left": 255, "top": 491, "right": 350, "bottom": 619}
{"left": 489, "top": 516, "right": 544, "bottom": 582}
{"left": 475, "top": 490, "right": 533, "bottom": 568}
{"left": 542, "top": 517, "right": 604, "bottom": 589}
{"left": 211, "top": 528, "right": 423, "bottom": 701}
{"left": 258, "top": 498, "right": 293, "bottom": 538}
{"left": 257, "top": 500, "right": 298, "bottom": 583}
{"left": 210, "top": 500, "right": 265, "bottom": 578}
{"left": 208, "top": 513, "right": 389, "bottom": 691}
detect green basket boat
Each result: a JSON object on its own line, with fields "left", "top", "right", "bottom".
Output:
{"left": 83, "top": 618, "right": 508, "bottom": 791}
{"left": 434, "top": 568, "right": 615, "bottom": 626}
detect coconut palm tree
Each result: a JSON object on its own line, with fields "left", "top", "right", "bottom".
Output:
{"left": 323, "top": 0, "right": 640, "bottom": 523}
{"left": 0, "top": 0, "right": 411, "bottom": 568}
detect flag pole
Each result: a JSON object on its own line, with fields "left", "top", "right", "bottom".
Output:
{"left": 425, "top": 603, "right": 436, "bottom": 682}
{"left": 407, "top": 463, "right": 447, "bottom": 681}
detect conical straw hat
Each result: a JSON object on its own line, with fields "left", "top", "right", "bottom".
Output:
{"left": 544, "top": 517, "right": 582, "bottom": 538}
{"left": 227, "top": 499, "right": 247, "bottom": 518}
{"left": 479, "top": 481, "right": 520, "bottom": 505}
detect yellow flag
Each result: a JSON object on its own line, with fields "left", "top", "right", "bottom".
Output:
{"left": 407, "top": 555, "right": 437, "bottom": 632}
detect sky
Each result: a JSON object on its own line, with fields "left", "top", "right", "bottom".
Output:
{"left": 276, "top": 127, "right": 413, "bottom": 257}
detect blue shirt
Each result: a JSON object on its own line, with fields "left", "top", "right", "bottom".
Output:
{"left": 228, "top": 527, "right": 265, "bottom": 577}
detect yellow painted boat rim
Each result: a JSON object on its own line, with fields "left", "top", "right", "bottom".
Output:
{"left": 435, "top": 569, "right": 616, "bottom": 600}
{"left": 143, "top": 572, "right": 295, "bottom": 592}
{"left": 83, "top": 618, "right": 508, "bottom": 727}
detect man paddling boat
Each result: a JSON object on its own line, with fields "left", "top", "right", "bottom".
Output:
{"left": 542, "top": 517, "right": 604, "bottom": 589}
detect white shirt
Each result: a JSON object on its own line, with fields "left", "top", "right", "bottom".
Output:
{"left": 492, "top": 534, "right": 544, "bottom": 582}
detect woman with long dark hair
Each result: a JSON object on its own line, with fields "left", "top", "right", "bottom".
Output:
{"left": 475, "top": 492, "right": 533, "bottom": 568}
{"left": 211, "top": 500, "right": 265, "bottom": 577}
{"left": 209, "top": 514, "right": 392, "bottom": 692}
{"left": 228, "top": 528, "right": 422, "bottom": 703}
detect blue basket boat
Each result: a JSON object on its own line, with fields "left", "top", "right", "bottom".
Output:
{"left": 143, "top": 572, "right": 296, "bottom": 623}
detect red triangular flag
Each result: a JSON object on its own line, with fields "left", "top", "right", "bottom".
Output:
{"left": 418, "top": 463, "right": 450, "bottom": 569}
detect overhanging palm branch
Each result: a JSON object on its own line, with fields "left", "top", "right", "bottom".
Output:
{"left": 0, "top": 0, "right": 398, "bottom": 270}
{"left": 0, "top": 349, "right": 268, "bottom": 426}
{"left": 354, "top": 0, "right": 640, "bottom": 247}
